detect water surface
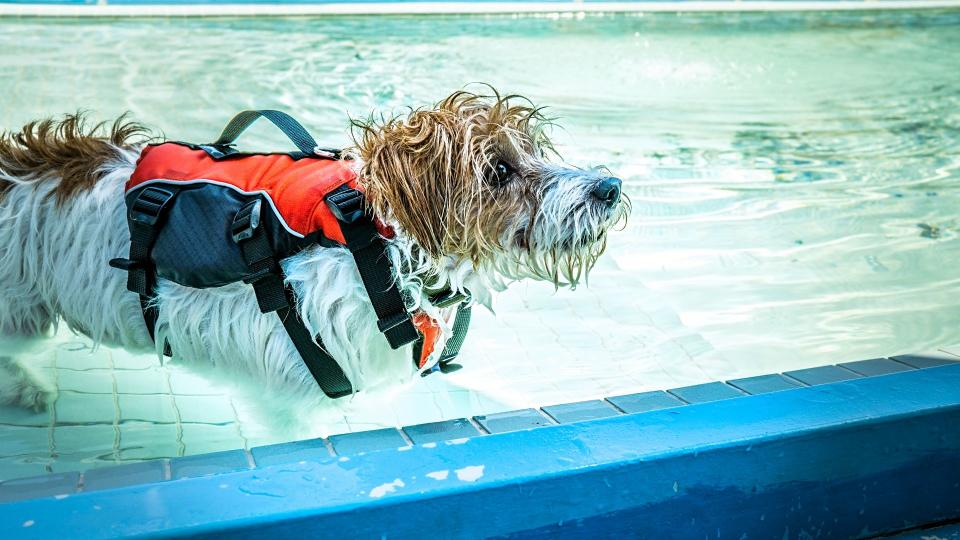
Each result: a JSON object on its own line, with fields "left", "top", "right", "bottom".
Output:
{"left": 1, "top": 10, "right": 958, "bottom": 477}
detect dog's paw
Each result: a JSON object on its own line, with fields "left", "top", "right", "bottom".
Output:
{"left": 0, "top": 356, "right": 57, "bottom": 411}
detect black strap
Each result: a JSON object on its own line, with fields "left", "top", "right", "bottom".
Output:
{"left": 277, "top": 288, "right": 353, "bottom": 399}
{"left": 212, "top": 110, "right": 338, "bottom": 158}
{"left": 231, "top": 199, "right": 353, "bottom": 398}
{"left": 440, "top": 303, "right": 472, "bottom": 364}
{"left": 231, "top": 199, "right": 289, "bottom": 314}
{"left": 109, "top": 186, "right": 178, "bottom": 346}
{"left": 326, "top": 185, "right": 420, "bottom": 349}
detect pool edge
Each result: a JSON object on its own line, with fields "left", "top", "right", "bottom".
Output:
{"left": 0, "top": 357, "right": 958, "bottom": 538}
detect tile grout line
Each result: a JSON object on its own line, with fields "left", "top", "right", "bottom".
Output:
{"left": 779, "top": 372, "right": 812, "bottom": 387}
{"left": 47, "top": 348, "right": 61, "bottom": 474}
{"left": 108, "top": 349, "right": 121, "bottom": 463}
{"left": 320, "top": 437, "right": 338, "bottom": 457}
{"left": 164, "top": 367, "right": 186, "bottom": 457}
{"left": 467, "top": 416, "right": 490, "bottom": 435}
{"left": 396, "top": 428, "right": 415, "bottom": 447}
{"left": 228, "top": 397, "right": 249, "bottom": 452}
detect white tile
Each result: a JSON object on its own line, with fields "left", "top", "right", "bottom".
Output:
{"left": 118, "top": 395, "right": 177, "bottom": 424}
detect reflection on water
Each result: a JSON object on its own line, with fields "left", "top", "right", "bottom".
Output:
{"left": 1, "top": 10, "right": 959, "bottom": 476}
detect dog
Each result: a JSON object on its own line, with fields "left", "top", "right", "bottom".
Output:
{"left": 0, "top": 89, "right": 629, "bottom": 418}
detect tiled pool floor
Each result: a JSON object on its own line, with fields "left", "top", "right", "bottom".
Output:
{"left": 0, "top": 259, "right": 734, "bottom": 481}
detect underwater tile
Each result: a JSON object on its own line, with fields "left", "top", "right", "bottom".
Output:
{"left": 605, "top": 391, "right": 686, "bottom": 414}
{"left": 668, "top": 382, "right": 744, "bottom": 404}
{"left": 168, "top": 368, "right": 225, "bottom": 396}
{"left": 52, "top": 425, "right": 117, "bottom": 459}
{"left": 541, "top": 400, "right": 621, "bottom": 424}
{"left": 114, "top": 369, "right": 169, "bottom": 394}
{"left": 891, "top": 351, "right": 960, "bottom": 369}
{"left": 0, "top": 458, "right": 47, "bottom": 483}
{"left": 82, "top": 460, "right": 167, "bottom": 492}
{"left": 180, "top": 424, "right": 245, "bottom": 456}
{"left": 474, "top": 409, "right": 554, "bottom": 434}
{"left": 118, "top": 423, "right": 180, "bottom": 461}
{"left": 784, "top": 365, "right": 863, "bottom": 386}
{"left": 251, "top": 438, "right": 332, "bottom": 467}
{"left": 56, "top": 345, "right": 111, "bottom": 370}
{"left": 0, "top": 471, "right": 80, "bottom": 503}
{"left": 55, "top": 368, "right": 114, "bottom": 394}
{"left": 109, "top": 348, "right": 161, "bottom": 370}
{"left": 328, "top": 428, "right": 408, "bottom": 455}
{"left": 0, "top": 426, "right": 51, "bottom": 458}
{"left": 0, "top": 403, "right": 52, "bottom": 427}
{"left": 403, "top": 418, "right": 481, "bottom": 444}
{"left": 727, "top": 374, "right": 802, "bottom": 395}
{"left": 55, "top": 391, "right": 118, "bottom": 425}
{"left": 170, "top": 449, "right": 250, "bottom": 480}
{"left": 118, "top": 394, "right": 176, "bottom": 423}
{"left": 839, "top": 358, "right": 914, "bottom": 377}
{"left": 173, "top": 395, "right": 236, "bottom": 424}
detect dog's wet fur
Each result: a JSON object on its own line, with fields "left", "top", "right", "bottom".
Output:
{"left": 0, "top": 89, "right": 628, "bottom": 431}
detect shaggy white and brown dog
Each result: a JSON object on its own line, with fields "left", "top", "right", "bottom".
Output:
{"left": 0, "top": 90, "right": 629, "bottom": 417}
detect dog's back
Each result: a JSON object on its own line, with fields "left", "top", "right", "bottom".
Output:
{"left": 0, "top": 114, "right": 146, "bottom": 202}
{"left": 0, "top": 114, "right": 151, "bottom": 345}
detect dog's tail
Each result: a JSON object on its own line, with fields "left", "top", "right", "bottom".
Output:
{"left": 0, "top": 112, "right": 152, "bottom": 204}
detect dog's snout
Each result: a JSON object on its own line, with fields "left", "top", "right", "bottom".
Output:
{"left": 591, "top": 177, "right": 622, "bottom": 206}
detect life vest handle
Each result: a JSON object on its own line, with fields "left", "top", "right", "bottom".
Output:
{"left": 212, "top": 110, "right": 325, "bottom": 157}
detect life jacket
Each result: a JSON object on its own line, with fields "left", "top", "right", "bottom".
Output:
{"left": 109, "top": 110, "right": 471, "bottom": 398}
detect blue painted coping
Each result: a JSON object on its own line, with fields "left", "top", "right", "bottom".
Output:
{"left": 1, "top": 363, "right": 957, "bottom": 539}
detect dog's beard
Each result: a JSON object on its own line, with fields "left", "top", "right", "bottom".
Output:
{"left": 493, "top": 169, "right": 630, "bottom": 289}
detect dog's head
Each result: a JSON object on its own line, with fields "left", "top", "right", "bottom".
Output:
{"left": 354, "top": 89, "right": 630, "bottom": 288}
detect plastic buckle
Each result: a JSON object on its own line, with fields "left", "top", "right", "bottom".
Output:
{"left": 326, "top": 187, "right": 365, "bottom": 224}
{"left": 108, "top": 258, "right": 144, "bottom": 271}
{"left": 130, "top": 187, "right": 176, "bottom": 226}
{"left": 312, "top": 146, "right": 340, "bottom": 159}
{"left": 231, "top": 200, "right": 262, "bottom": 243}
{"left": 430, "top": 290, "right": 470, "bottom": 309}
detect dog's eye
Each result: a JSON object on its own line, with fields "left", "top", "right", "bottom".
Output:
{"left": 490, "top": 160, "right": 513, "bottom": 187}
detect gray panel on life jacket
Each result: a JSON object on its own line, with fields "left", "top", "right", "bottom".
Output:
{"left": 126, "top": 182, "right": 302, "bottom": 289}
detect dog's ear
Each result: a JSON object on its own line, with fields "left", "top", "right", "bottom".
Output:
{"left": 353, "top": 110, "right": 454, "bottom": 258}
{"left": 353, "top": 103, "right": 499, "bottom": 262}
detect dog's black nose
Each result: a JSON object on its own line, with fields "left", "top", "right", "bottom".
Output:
{"left": 591, "top": 177, "right": 622, "bottom": 206}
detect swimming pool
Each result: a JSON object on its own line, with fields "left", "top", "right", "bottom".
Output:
{"left": 1, "top": 9, "right": 959, "bottom": 480}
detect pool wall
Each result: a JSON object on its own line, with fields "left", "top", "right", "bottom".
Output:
{"left": 1, "top": 353, "right": 958, "bottom": 538}
{"left": 2, "top": 0, "right": 960, "bottom": 17}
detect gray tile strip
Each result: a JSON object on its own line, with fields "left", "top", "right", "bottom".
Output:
{"left": 82, "top": 460, "right": 167, "bottom": 492}
{"left": 0, "top": 472, "right": 80, "bottom": 503}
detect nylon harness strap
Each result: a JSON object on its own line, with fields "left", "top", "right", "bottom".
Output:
{"left": 231, "top": 199, "right": 354, "bottom": 399}
{"left": 325, "top": 185, "right": 421, "bottom": 349}
{"left": 212, "top": 110, "right": 340, "bottom": 158}
{"left": 108, "top": 186, "right": 178, "bottom": 355}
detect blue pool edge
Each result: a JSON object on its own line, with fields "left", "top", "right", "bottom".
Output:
{"left": 0, "top": 352, "right": 958, "bottom": 538}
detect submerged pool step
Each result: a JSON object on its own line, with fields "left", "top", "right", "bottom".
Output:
{"left": 0, "top": 349, "right": 957, "bottom": 504}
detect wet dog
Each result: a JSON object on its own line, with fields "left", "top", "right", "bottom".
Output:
{"left": 0, "top": 90, "right": 629, "bottom": 415}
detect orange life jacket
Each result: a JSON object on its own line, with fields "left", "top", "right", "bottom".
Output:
{"left": 109, "top": 110, "right": 470, "bottom": 398}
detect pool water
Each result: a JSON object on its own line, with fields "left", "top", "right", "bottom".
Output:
{"left": 1, "top": 9, "right": 959, "bottom": 479}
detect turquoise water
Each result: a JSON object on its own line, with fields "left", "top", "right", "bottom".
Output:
{"left": 1, "top": 10, "right": 959, "bottom": 478}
